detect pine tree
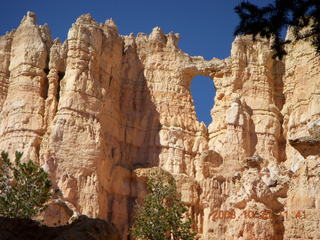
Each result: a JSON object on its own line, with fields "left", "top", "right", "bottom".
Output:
{"left": 0, "top": 151, "right": 52, "bottom": 218}
{"left": 234, "top": 0, "right": 320, "bottom": 59}
{"left": 130, "top": 170, "right": 195, "bottom": 240}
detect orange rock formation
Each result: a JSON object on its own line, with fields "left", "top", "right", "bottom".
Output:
{"left": 0, "top": 12, "right": 319, "bottom": 240}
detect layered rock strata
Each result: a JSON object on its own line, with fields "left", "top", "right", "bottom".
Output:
{"left": 0, "top": 12, "right": 319, "bottom": 240}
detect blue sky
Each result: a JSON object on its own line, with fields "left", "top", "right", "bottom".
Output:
{"left": 1, "top": 0, "right": 272, "bottom": 125}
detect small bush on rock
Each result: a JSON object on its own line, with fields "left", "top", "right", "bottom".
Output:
{"left": 131, "top": 170, "right": 195, "bottom": 240}
{"left": 0, "top": 151, "right": 52, "bottom": 218}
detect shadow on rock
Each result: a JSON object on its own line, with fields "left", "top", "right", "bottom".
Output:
{"left": 0, "top": 215, "right": 120, "bottom": 240}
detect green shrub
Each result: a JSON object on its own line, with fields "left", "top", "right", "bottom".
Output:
{"left": 0, "top": 151, "right": 52, "bottom": 218}
{"left": 131, "top": 170, "right": 196, "bottom": 240}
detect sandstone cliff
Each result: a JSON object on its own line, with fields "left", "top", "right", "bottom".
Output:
{"left": 0, "top": 12, "right": 319, "bottom": 240}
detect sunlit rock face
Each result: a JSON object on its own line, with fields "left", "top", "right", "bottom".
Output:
{"left": 0, "top": 12, "right": 319, "bottom": 240}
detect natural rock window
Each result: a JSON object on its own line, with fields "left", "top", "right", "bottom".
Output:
{"left": 190, "top": 75, "right": 216, "bottom": 126}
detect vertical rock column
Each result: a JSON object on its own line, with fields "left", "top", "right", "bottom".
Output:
{"left": 282, "top": 31, "right": 320, "bottom": 240}
{"left": 0, "top": 12, "right": 50, "bottom": 161}
{"left": 209, "top": 36, "right": 284, "bottom": 168}
{"left": 40, "top": 14, "right": 108, "bottom": 218}
{"left": 204, "top": 36, "right": 286, "bottom": 240}
{"left": 39, "top": 15, "right": 131, "bottom": 236}
{"left": 43, "top": 39, "right": 67, "bottom": 130}
{"left": 0, "top": 31, "right": 13, "bottom": 111}
{"left": 99, "top": 19, "right": 132, "bottom": 236}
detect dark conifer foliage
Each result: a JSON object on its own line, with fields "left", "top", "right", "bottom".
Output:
{"left": 0, "top": 151, "right": 52, "bottom": 218}
{"left": 130, "top": 170, "right": 195, "bottom": 240}
{"left": 234, "top": 0, "right": 320, "bottom": 59}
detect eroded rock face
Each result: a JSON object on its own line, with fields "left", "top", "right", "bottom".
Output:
{"left": 0, "top": 12, "right": 319, "bottom": 240}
